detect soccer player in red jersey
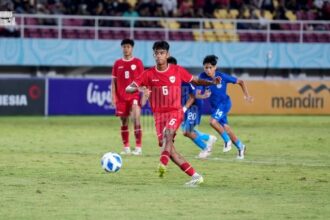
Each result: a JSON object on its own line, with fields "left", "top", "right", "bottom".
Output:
{"left": 111, "top": 39, "right": 144, "bottom": 155}
{"left": 126, "top": 41, "right": 221, "bottom": 186}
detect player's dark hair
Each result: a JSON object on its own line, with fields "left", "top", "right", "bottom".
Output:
{"left": 152, "top": 41, "right": 170, "bottom": 51}
{"left": 203, "top": 55, "right": 218, "bottom": 66}
{"left": 121, "top": 39, "right": 134, "bottom": 46}
{"left": 167, "top": 56, "right": 177, "bottom": 65}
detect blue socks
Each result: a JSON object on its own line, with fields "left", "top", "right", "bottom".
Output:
{"left": 220, "top": 131, "right": 231, "bottom": 143}
{"left": 194, "top": 129, "right": 210, "bottom": 141}
{"left": 234, "top": 140, "right": 244, "bottom": 150}
{"left": 192, "top": 135, "right": 207, "bottom": 150}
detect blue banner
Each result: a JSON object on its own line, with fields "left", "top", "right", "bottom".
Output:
{"left": 1, "top": 39, "right": 330, "bottom": 68}
{"left": 48, "top": 78, "right": 211, "bottom": 116}
{"left": 48, "top": 78, "right": 114, "bottom": 115}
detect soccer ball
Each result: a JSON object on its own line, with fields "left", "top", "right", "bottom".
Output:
{"left": 101, "top": 152, "right": 122, "bottom": 172}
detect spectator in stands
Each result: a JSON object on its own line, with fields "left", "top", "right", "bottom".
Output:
{"left": 322, "top": 1, "right": 330, "bottom": 20}
{"left": 160, "top": 0, "right": 178, "bottom": 17}
{"left": 258, "top": 9, "right": 270, "bottom": 29}
{"left": 230, "top": 0, "right": 244, "bottom": 9}
{"left": 123, "top": 4, "right": 139, "bottom": 18}
{"left": 93, "top": 2, "right": 104, "bottom": 16}
{"left": 77, "top": 3, "right": 90, "bottom": 15}
{"left": 260, "top": 0, "right": 275, "bottom": 12}
{"left": 218, "top": 0, "right": 230, "bottom": 8}
{"left": 285, "top": 0, "right": 299, "bottom": 11}
{"left": 237, "top": 6, "right": 253, "bottom": 29}
{"left": 36, "top": 3, "right": 56, "bottom": 25}
{"left": 178, "top": 0, "right": 195, "bottom": 28}
{"left": 271, "top": 6, "right": 287, "bottom": 30}
{"left": 203, "top": 0, "right": 219, "bottom": 18}
{"left": 50, "top": 1, "right": 66, "bottom": 15}
{"left": 193, "top": 0, "right": 205, "bottom": 11}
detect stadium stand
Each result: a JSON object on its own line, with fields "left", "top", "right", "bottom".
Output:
{"left": 0, "top": 0, "right": 329, "bottom": 43}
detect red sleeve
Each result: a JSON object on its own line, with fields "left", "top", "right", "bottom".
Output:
{"left": 178, "top": 65, "right": 193, "bottom": 83}
{"left": 138, "top": 59, "right": 144, "bottom": 73}
{"left": 112, "top": 60, "right": 118, "bottom": 78}
{"left": 134, "top": 70, "right": 148, "bottom": 87}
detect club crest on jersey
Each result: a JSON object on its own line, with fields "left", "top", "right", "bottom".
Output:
{"left": 217, "top": 83, "right": 222, "bottom": 88}
{"left": 131, "top": 64, "right": 136, "bottom": 70}
{"left": 169, "top": 76, "right": 176, "bottom": 83}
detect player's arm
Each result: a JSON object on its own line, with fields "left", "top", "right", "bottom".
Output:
{"left": 237, "top": 79, "right": 253, "bottom": 102}
{"left": 183, "top": 93, "right": 195, "bottom": 113}
{"left": 191, "top": 76, "right": 221, "bottom": 86}
{"left": 125, "top": 82, "right": 139, "bottom": 93}
{"left": 127, "top": 69, "right": 147, "bottom": 93}
{"left": 111, "top": 77, "right": 116, "bottom": 107}
{"left": 195, "top": 89, "right": 211, "bottom": 99}
{"left": 140, "top": 86, "right": 151, "bottom": 107}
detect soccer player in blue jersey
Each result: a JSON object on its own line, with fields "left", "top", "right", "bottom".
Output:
{"left": 198, "top": 55, "right": 253, "bottom": 159}
{"left": 168, "top": 56, "right": 217, "bottom": 159}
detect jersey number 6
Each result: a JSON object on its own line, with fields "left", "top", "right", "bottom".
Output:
{"left": 162, "top": 86, "right": 168, "bottom": 95}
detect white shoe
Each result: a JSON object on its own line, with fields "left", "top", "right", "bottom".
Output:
{"left": 223, "top": 140, "right": 232, "bottom": 153}
{"left": 198, "top": 135, "right": 217, "bottom": 159}
{"left": 120, "top": 147, "right": 131, "bottom": 155}
{"left": 198, "top": 150, "right": 211, "bottom": 159}
{"left": 132, "top": 147, "right": 142, "bottom": 155}
{"left": 236, "top": 145, "right": 246, "bottom": 160}
{"left": 185, "top": 174, "right": 204, "bottom": 187}
{"left": 206, "top": 135, "right": 217, "bottom": 151}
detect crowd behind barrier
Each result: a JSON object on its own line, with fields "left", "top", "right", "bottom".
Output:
{"left": 1, "top": 0, "right": 330, "bottom": 42}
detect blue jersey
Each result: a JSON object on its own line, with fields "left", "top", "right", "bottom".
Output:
{"left": 181, "top": 83, "right": 203, "bottom": 130}
{"left": 181, "top": 83, "right": 203, "bottom": 113}
{"left": 198, "top": 71, "right": 237, "bottom": 110}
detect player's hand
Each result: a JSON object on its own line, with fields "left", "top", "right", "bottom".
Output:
{"left": 140, "top": 87, "right": 151, "bottom": 99}
{"left": 244, "top": 95, "right": 254, "bottom": 103}
{"left": 111, "top": 96, "right": 116, "bottom": 108}
{"left": 204, "top": 90, "right": 211, "bottom": 98}
{"left": 213, "top": 76, "right": 222, "bottom": 85}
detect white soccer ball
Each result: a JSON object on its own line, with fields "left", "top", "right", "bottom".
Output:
{"left": 101, "top": 152, "right": 122, "bottom": 172}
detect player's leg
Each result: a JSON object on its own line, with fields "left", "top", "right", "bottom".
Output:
{"left": 182, "top": 112, "right": 216, "bottom": 158}
{"left": 131, "top": 100, "right": 142, "bottom": 155}
{"left": 182, "top": 122, "right": 207, "bottom": 151}
{"left": 154, "top": 114, "right": 169, "bottom": 177}
{"left": 119, "top": 116, "right": 131, "bottom": 154}
{"left": 194, "top": 129, "right": 211, "bottom": 141}
{"left": 210, "top": 103, "right": 232, "bottom": 152}
{"left": 169, "top": 144, "right": 203, "bottom": 186}
{"left": 223, "top": 124, "right": 246, "bottom": 160}
{"left": 209, "top": 117, "right": 232, "bottom": 152}
{"left": 116, "top": 101, "right": 131, "bottom": 154}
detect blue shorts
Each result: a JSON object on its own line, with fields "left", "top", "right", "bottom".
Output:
{"left": 211, "top": 101, "right": 231, "bottom": 126}
{"left": 181, "top": 109, "right": 202, "bottom": 133}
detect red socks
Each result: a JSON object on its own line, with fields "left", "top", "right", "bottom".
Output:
{"left": 180, "top": 162, "right": 195, "bottom": 176}
{"left": 121, "top": 125, "right": 129, "bottom": 147}
{"left": 160, "top": 151, "right": 170, "bottom": 166}
{"left": 134, "top": 124, "right": 142, "bottom": 147}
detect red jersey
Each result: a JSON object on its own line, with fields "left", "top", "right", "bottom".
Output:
{"left": 134, "top": 64, "right": 193, "bottom": 113}
{"left": 112, "top": 57, "right": 144, "bottom": 102}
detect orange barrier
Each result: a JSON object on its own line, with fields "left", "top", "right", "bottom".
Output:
{"left": 228, "top": 80, "right": 330, "bottom": 115}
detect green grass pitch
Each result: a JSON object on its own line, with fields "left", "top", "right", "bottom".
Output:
{"left": 0, "top": 116, "right": 329, "bottom": 220}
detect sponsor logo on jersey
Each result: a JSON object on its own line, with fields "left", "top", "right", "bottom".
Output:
{"left": 118, "top": 66, "right": 124, "bottom": 69}
{"left": 152, "top": 79, "right": 159, "bottom": 82}
{"left": 169, "top": 76, "right": 175, "bottom": 83}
